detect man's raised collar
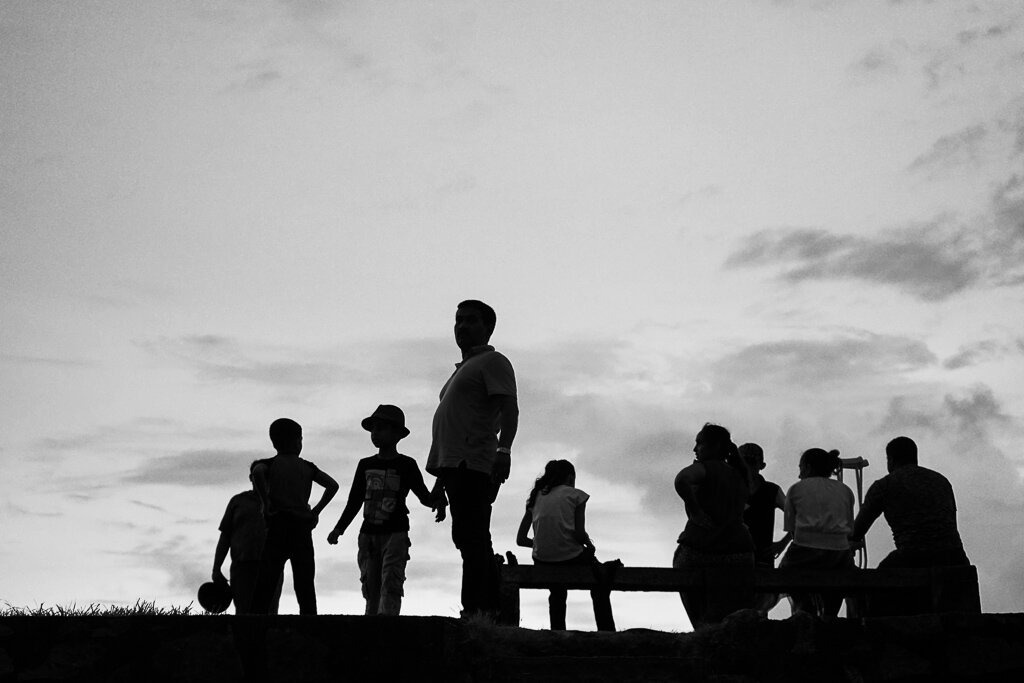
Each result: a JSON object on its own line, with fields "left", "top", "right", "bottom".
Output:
{"left": 457, "top": 344, "right": 495, "bottom": 365}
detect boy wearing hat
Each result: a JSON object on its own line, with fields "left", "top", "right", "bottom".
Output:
{"left": 328, "top": 405, "right": 446, "bottom": 616}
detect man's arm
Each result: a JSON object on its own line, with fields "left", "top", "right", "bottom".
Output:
{"left": 492, "top": 394, "right": 518, "bottom": 484}
{"left": 427, "top": 478, "right": 448, "bottom": 522}
{"left": 674, "top": 462, "right": 710, "bottom": 527}
{"left": 409, "top": 460, "right": 446, "bottom": 522}
{"left": 212, "top": 531, "right": 230, "bottom": 583}
{"left": 850, "top": 487, "right": 884, "bottom": 545}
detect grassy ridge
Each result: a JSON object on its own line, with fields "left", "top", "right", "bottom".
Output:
{"left": 0, "top": 599, "right": 195, "bottom": 617}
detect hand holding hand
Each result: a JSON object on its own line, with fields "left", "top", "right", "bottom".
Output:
{"left": 434, "top": 502, "right": 447, "bottom": 523}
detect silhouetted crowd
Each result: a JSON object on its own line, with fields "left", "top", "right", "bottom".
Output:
{"left": 210, "top": 300, "right": 970, "bottom": 631}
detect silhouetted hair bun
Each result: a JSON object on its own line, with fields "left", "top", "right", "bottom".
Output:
{"left": 802, "top": 448, "right": 841, "bottom": 477}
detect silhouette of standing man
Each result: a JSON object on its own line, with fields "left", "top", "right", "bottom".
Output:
{"left": 427, "top": 300, "right": 518, "bottom": 620}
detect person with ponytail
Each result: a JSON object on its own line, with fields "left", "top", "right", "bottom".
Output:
{"left": 516, "top": 460, "right": 616, "bottom": 631}
{"left": 779, "top": 448, "right": 855, "bottom": 617}
{"left": 673, "top": 423, "right": 755, "bottom": 628}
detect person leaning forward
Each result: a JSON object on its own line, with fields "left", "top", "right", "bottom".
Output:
{"left": 426, "top": 299, "right": 518, "bottom": 620}
{"left": 849, "top": 435, "right": 971, "bottom": 615}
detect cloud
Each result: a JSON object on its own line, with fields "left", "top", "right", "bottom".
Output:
{"left": 710, "top": 333, "right": 936, "bottom": 393}
{"left": 850, "top": 45, "right": 904, "bottom": 76}
{"left": 958, "top": 23, "right": 1014, "bottom": 46}
{"left": 908, "top": 124, "right": 988, "bottom": 173}
{"left": 942, "top": 339, "right": 1020, "bottom": 370}
{"left": 726, "top": 168, "right": 1024, "bottom": 300}
{"left": 0, "top": 354, "right": 95, "bottom": 368}
{"left": 137, "top": 334, "right": 451, "bottom": 391}
{"left": 943, "top": 386, "right": 1011, "bottom": 440}
{"left": 123, "top": 449, "right": 266, "bottom": 487}
{"left": 724, "top": 222, "right": 980, "bottom": 301}
{"left": 223, "top": 64, "right": 283, "bottom": 93}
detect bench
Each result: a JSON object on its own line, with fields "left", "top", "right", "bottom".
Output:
{"left": 497, "top": 562, "right": 981, "bottom": 626}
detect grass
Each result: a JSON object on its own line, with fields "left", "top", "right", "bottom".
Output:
{"left": 0, "top": 599, "right": 196, "bottom": 617}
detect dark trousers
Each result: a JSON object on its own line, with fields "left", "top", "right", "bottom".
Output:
{"left": 440, "top": 465, "right": 500, "bottom": 616}
{"left": 779, "top": 545, "right": 855, "bottom": 618}
{"left": 230, "top": 561, "right": 282, "bottom": 615}
{"left": 868, "top": 546, "right": 972, "bottom": 616}
{"left": 537, "top": 553, "right": 616, "bottom": 632}
{"left": 251, "top": 515, "right": 317, "bottom": 615}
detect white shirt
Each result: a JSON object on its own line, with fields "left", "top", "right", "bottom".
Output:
{"left": 531, "top": 485, "right": 589, "bottom": 562}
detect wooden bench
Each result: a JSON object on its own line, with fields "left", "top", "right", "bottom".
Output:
{"left": 498, "top": 563, "right": 981, "bottom": 626}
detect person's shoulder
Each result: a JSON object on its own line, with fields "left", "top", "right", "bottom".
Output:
{"left": 396, "top": 453, "right": 422, "bottom": 468}
{"left": 570, "top": 486, "right": 590, "bottom": 501}
{"left": 298, "top": 457, "right": 321, "bottom": 471}
{"left": 787, "top": 478, "right": 809, "bottom": 494}
{"left": 479, "top": 348, "right": 515, "bottom": 368}
{"left": 226, "top": 490, "right": 253, "bottom": 508}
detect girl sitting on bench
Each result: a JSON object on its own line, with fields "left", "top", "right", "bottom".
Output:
{"left": 516, "top": 459, "right": 616, "bottom": 631}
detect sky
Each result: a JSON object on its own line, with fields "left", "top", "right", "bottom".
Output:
{"left": 2, "top": 0, "right": 1023, "bottom": 631}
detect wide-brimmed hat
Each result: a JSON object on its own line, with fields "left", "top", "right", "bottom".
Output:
{"left": 198, "top": 580, "right": 232, "bottom": 614}
{"left": 361, "top": 404, "right": 410, "bottom": 438}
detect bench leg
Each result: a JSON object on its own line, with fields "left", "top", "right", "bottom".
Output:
{"left": 498, "top": 580, "right": 520, "bottom": 626}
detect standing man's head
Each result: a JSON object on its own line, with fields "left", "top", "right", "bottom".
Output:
{"left": 885, "top": 436, "right": 918, "bottom": 472}
{"left": 269, "top": 418, "right": 303, "bottom": 455}
{"left": 454, "top": 300, "right": 496, "bottom": 353}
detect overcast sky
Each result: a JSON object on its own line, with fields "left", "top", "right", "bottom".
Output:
{"left": 2, "top": 0, "right": 1023, "bottom": 630}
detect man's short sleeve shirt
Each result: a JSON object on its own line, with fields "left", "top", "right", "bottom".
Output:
{"left": 863, "top": 465, "right": 964, "bottom": 553}
{"left": 427, "top": 346, "right": 516, "bottom": 475}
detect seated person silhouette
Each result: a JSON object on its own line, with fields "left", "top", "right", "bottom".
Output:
{"left": 850, "top": 436, "right": 970, "bottom": 614}
{"left": 516, "top": 459, "right": 616, "bottom": 631}
{"left": 778, "top": 448, "right": 855, "bottom": 618}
